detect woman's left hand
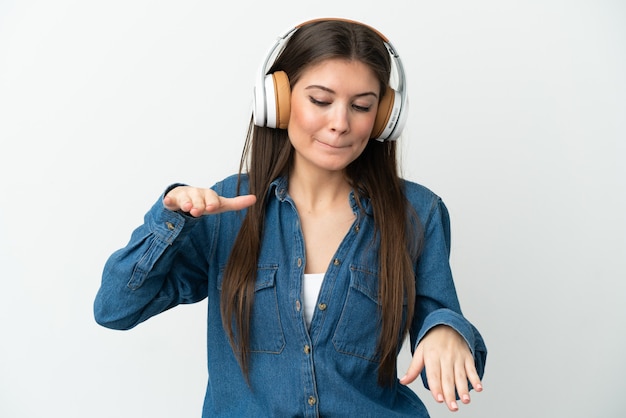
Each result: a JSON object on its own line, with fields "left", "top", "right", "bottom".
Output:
{"left": 400, "top": 325, "right": 483, "bottom": 412}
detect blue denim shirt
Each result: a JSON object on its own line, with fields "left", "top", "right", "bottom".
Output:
{"left": 94, "top": 174, "right": 487, "bottom": 417}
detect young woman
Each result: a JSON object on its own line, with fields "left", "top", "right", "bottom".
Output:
{"left": 94, "top": 18, "right": 487, "bottom": 417}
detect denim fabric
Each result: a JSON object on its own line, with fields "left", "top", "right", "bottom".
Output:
{"left": 94, "top": 174, "right": 487, "bottom": 417}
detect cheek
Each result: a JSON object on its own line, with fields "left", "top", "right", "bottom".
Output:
{"left": 356, "top": 136, "right": 371, "bottom": 155}
{"left": 288, "top": 99, "right": 316, "bottom": 132}
{"left": 355, "top": 113, "right": 378, "bottom": 140}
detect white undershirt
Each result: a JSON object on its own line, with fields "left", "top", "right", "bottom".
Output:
{"left": 302, "top": 273, "right": 325, "bottom": 327}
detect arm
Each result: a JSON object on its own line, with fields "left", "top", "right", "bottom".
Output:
{"left": 93, "top": 184, "right": 256, "bottom": 330}
{"left": 400, "top": 196, "right": 487, "bottom": 411}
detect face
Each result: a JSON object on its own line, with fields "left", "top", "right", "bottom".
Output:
{"left": 287, "top": 58, "right": 380, "bottom": 174}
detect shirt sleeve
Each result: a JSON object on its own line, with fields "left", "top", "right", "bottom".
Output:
{"left": 93, "top": 185, "right": 212, "bottom": 330}
{"left": 409, "top": 196, "right": 487, "bottom": 390}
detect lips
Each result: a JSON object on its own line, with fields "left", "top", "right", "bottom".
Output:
{"left": 314, "top": 138, "right": 349, "bottom": 149}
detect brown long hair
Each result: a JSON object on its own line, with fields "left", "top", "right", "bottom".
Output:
{"left": 220, "top": 19, "right": 423, "bottom": 387}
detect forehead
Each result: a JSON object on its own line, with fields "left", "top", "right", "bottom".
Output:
{"left": 296, "top": 58, "right": 379, "bottom": 88}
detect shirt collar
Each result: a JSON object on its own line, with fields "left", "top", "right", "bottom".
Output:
{"left": 269, "top": 175, "right": 372, "bottom": 215}
{"left": 270, "top": 176, "right": 289, "bottom": 202}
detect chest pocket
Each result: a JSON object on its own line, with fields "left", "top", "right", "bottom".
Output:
{"left": 218, "top": 265, "right": 285, "bottom": 354}
{"left": 332, "top": 266, "right": 385, "bottom": 363}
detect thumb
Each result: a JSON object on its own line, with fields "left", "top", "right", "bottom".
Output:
{"left": 400, "top": 344, "right": 425, "bottom": 385}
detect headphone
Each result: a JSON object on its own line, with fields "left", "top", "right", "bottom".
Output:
{"left": 252, "top": 18, "right": 408, "bottom": 142}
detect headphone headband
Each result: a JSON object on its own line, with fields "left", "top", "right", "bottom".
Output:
{"left": 253, "top": 18, "right": 408, "bottom": 141}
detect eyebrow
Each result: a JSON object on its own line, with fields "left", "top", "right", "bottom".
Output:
{"left": 304, "top": 85, "right": 378, "bottom": 99}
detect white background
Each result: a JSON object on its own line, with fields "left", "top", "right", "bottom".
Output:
{"left": 1, "top": 1, "right": 624, "bottom": 417}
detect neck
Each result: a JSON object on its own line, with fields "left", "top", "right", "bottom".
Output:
{"left": 288, "top": 166, "right": 351, "bottom": 213}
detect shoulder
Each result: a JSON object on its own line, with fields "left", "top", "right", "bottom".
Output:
{"left": 400, "top": 179, "right": 450, "bottom": 226}
{"left": 401, "top": 179, "right": 442, "bottom": 207}
{"left": 400, "top": 180, "right": 453, "bottom": 255}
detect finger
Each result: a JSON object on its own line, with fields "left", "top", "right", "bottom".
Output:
{"left": 164, "top": 196, "right": 201, "bottom": 215}
{"left": 209, "top": 194, "right": 257, "bottom": 214}
{"left": 186, "top": 192, "right": 218, "bottom": 217}
{"left": 424, "top": 357, "right": 444, "bottom": 405}
{"left": 440, "top": 360, "right": 459, "bottom": 412}
{"left": 163, "top": 186, "right": 208, "bottom": 215}
{"left": 465, "top": 356, "right": 483, "bottom": 393}
{"left": 162, "top": 195, "right": 179, "bottom": 211}
{"left": 455, "top": 357, "right": 471, "bottom": 405}
{"left": 400, "top": 346, "right": 425, "bottom": 385}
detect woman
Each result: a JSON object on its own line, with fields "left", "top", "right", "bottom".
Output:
{"left": 94, "top": 18, "right": 487, "bottom": 417}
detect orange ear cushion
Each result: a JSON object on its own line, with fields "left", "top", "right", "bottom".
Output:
{"left": 272, "top": 71, "right": 291, "bottom": 129}
{"left": 371, "top": 85, "right": 395, "bottom": 139}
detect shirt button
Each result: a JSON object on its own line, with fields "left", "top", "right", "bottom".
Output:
{"left": 333, "top": 258, "right": 340, "bottom": 266}
{"left": 355, "top": 224, "right": 360, "bottom": 232}
{"left": 297, "top": 258, "right": 302, "bottom": 267}
{"left": 304, "top": 345, "right": 310, "bottom": 354}
{"left": 295, "top": 300, "right": 301, "bottom": 311}
{"left": 165, "top": 221, "right": 175, "bottom": 231}
{"left": 318, "top": 303, "right": 327, "bottom": 311}
{"left": 308, "top": 396, "right": 317, "bottom": 406}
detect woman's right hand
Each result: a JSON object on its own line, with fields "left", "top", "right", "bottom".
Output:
{"left": 163, "top": 186, "right": 257, "bottom": 217}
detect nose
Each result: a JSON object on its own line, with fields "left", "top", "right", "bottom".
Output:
{"left": 328, "top": 103, "right": 350, "bottom": 135}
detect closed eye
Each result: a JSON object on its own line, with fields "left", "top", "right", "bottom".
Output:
{"left": 309, "top": 96, "right": 372, "bottom": 112}
{"left": 309, "top": 96, "right": 329, "bottom": 106}
{"left": 352, "top": 104, "right": 372, "bottom": 112}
